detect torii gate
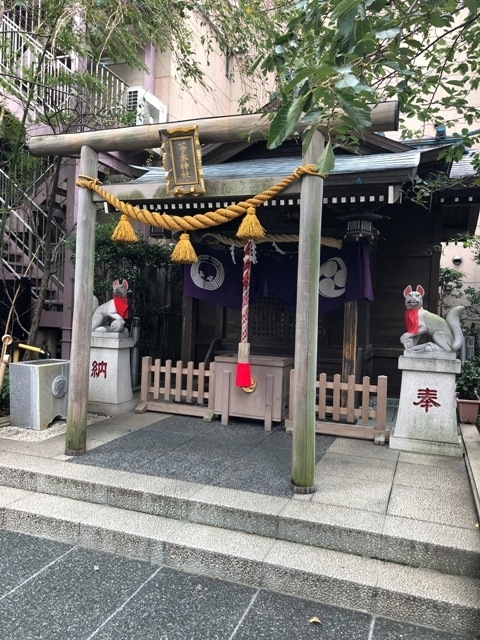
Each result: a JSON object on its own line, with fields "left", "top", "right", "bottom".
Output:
{"left": 28, "top": 103, "right": 398, "bottom": 491}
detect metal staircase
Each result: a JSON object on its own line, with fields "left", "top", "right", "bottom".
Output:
{"left": 1, "top": 164, "right": 68, "bottom": 310}
{"left": 0, "top": 3, "right": 130, "bottom": 323}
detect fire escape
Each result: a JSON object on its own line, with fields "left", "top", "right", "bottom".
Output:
{"left": 0, "top": 3, "right": 130, "bottom": 346}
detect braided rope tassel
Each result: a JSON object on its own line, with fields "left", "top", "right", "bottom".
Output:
{"left": 236, "top": 240, "right": 253, "bottom": 387}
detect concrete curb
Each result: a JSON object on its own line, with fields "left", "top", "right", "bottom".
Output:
{"left": 461, "top": 423, "right": 480, "bottom": 522}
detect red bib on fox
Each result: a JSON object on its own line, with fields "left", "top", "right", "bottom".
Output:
{"left": 405, "top": 308, "right": 419, "bottom": 334}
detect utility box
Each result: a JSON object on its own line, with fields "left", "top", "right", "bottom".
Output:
{"left": 214, "top": 354, "right": 294, "bottom": 430}
{"left": 9, "top": 359, "right": 69, "bottom": 430}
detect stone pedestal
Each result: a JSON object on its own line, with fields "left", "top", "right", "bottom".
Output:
{"left": 9, "top": 359, "right": 69, "bottom": 430}
{"left": 389, "top": 352, "right": 463, "bottom": 457}
{"left": 88, "top": 332, "right": 136, "bottom": 415}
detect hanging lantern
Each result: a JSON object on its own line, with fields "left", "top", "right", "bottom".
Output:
{"left": 341, "top": 210, "right": 389, "bottom": 240}
{"left": 345, "top": 218, "right": 374, "bottom": 238}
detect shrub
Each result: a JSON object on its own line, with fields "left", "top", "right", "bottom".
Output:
{"left": 456, "top": 357, "right": 480, "bottom": 400}
{"left": 0, "top": 368, "right": 9, "bottom": 414}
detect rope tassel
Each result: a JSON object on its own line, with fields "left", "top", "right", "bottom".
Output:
{"left": 236, "top": 205, "right": 265, "bottom": 240}
{"left": 75, "top": 165, "right": 327, "bottom": 260}
{"left": 236, "top": 348, "right": 251, "bottom": 387}
{"left": 112, "top": 214, "right": 138, "bottom": 243}
{"left": 171, "top": 233, "right": 198, "bottom": 264}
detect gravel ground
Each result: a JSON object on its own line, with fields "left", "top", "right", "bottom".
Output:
{"left": 0, "top": 414, "right": 109, "bottom": 442}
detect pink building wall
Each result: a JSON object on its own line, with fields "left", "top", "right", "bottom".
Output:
{"left": 107, "top": 15, "right": 274, "bottom": 121}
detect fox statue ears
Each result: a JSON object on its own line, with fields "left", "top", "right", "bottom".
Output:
{"left": 112, "top": 279, "right": 128, "bottom": 291}
{"left": 403, "top": 284, "right": 425, "bottom": 298}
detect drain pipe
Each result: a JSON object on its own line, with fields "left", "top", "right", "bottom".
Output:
{"left": 130, "top": 317, "right": 141, "bottom": 388}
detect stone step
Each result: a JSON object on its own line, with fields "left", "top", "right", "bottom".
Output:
{"left": 0, "top": 485, "right": 479, "bottom": 637}
{"left": 0, "top": 451, "right": 479, "bottom": 581}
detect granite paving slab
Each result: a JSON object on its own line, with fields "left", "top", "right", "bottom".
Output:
{"left": 91, "top": 567, "right": 257, "bottom": 640}
{"left": 394, "top": 460, "right": 473, "bottom": 492}
{"left": 233, "top": 589, "right": 372, "bottom": 640}
{"left": 70, "top": 416, "right": 335, "bottom": 497}
{"left": 0, "top": 529, "right": 72, "bottom": 595}
{"left": 370, "top": 617, "right": 478, "bottom": 640}
{"left": 0, "top": 545, "right": 158, "bottom": 640}
{"left": 315, "top": 451, "right": 397, "bottom": 483}
{"left": 311, "top": 473, "right": 392, "bottom": 513}
{"left": 0, "top": 530, "right": 476, "bottom": 640}
{"left": 398, "top": 451, "right": 468, "bottom": 470}
{"left": 388, "top": 483, "right": 478, "bottom": 528}
{"left": 326, "top": 437, "right": 400, "bottom": 461}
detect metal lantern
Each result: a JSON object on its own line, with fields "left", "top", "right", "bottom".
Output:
{"left": 345, "top": 218, "right": 374, "bottom": 238}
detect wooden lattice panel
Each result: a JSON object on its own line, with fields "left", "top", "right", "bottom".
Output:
{"left": 250, "top": 295, "right": 295, "bottom": 343}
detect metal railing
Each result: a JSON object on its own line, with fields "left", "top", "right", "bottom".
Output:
{"left": 1, "top": 4, "right": 130, "bottom": 312}
{"left": 1, "top": 167, "right": 66, "bottom": 305}
{"left": 1, "top": 6, "right": 129, "bottom": 121}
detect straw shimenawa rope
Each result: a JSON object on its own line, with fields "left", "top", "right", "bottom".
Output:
{"left": 200, "top": 233, "right": 343, "bottom": 249}
{"left": 76, "top": 164, "right": 325, "bottom": 263}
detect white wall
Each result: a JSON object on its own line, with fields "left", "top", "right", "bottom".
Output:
{"left": 441, "top": 233, "right": 480, "bottom": 322}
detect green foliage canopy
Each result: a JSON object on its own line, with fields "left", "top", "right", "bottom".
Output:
{"left": 251, "top": 0, "right": 480, "bottom": 155}
{"left": 68, "top": 220, "right": 175, "bottom": 303}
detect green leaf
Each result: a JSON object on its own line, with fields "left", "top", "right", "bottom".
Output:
{"left": 267, "top": 97, "right": 306, "bottom": 149}
{"left": 465, "top": 0, "right": 478, "bottom": 14}
{"left": 335, "top": 73, "right": 360, "bottom": 89}
{"left": 429, "top": 12, "right": 448, "bottom": 27}
{"left": 341, "top": 102, "right": 373, "bottom": 129}
{"left": 301, "top": 125, "right": 316, "bottom": 155}
{"left": 332, "top": 0, "right": 361, "bottom": 21}
{"left": 375, "top": 28, "right": 400, "bottom": 40}
{"left": 337, "top": 8, "right": 357, "bottom": 46}
{"left": 282, "top": 66, "right": 319, "bottom": 93}
{"left": 366, "top": 0, "right": 388, "bottom": 8}
{"left": 315, "top": 141, "right": 335, "bottom": 175}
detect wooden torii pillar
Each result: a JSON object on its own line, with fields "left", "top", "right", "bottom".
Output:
{"left": 28, "top": 104, "right": 399, "bottom": 471}
{"left": 64, "top": 145, "right": 97, "bottom": 454}
{"left": 291, "top": 130, "right": 324, "bottom": 492}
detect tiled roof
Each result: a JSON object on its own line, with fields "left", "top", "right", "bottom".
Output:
{"left": 130, "top": 150, "right": 421, "bottom": 183}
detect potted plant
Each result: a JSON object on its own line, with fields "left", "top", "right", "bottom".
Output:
{"left": 456, "top": 357, "right": 480, "bottom": 423}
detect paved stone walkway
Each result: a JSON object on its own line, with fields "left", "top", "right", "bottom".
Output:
{"left": 0, "top": 529, "right": 475, "bottom": 640}
{"left": 70, "top": 415, "right": 335, "bottom": 496}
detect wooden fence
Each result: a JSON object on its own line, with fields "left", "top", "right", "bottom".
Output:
{"left": 285, "top": 371, "right": 389, "bottom": 444}
{"left": 135, "top": 357, "right": 215, "bottom": 418}
{"left": 136, "top": 357, "right": 390, "bottom": 443}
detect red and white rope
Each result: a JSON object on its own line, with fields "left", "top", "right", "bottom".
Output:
{"left": 241, "top": 240, "right": 252, "bottom": 343}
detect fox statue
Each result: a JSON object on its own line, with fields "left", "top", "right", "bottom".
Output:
{"left": 92, "top": 279, "right": 129, "bottom": 333}
{"left": 400, "top": 284, "right": 464, "bottom": 353}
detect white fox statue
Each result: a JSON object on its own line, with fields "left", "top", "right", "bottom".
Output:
{"left": 400, "top": 284, "right": 464, "bottom": 353}
{"left": 92, "top": 279, "right": 129, "bottom": 333}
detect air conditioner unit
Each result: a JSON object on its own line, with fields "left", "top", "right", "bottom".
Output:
{"left": 126, "top": 87, "right": 168, "bottom": 125}
{"left": 126, "top": 87, "right": 167, "bottom": 156}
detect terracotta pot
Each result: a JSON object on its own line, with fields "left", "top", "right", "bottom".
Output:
{"left": 456, "top": 397, "right": 480, "bottom": 424}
